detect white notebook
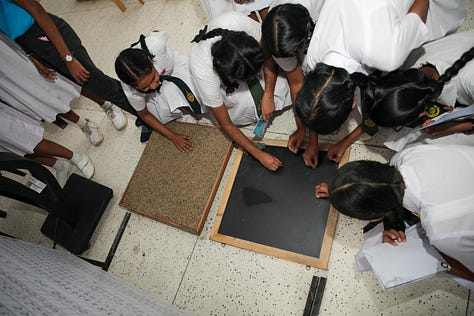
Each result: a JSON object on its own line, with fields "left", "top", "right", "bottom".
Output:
{"left": 360, "top": 224, "right": 450, "bottom": 291}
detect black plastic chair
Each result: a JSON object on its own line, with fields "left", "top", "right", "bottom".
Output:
{"left": 0, "top": 152, "right": 113, "bottom": 254}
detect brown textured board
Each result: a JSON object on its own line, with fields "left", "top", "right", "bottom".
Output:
{"left": 210, "top": 139, "right": 350, "bottom": 269}
{"left": 120, "top": 122, "right": 233, "bottom": 235}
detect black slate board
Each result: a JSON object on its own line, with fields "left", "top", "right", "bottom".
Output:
{"left": 217, "top": 145, "right": 338, "bottom": 258}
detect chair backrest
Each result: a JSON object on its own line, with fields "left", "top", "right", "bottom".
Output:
{"left": 0, "top": 152, "right": 76, "bottom": 225}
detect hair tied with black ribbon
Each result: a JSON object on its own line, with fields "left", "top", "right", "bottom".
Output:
{"left": 191, "top": 25, "right": 208, "bottom": 43}
{"left": 130, "top": 34, "right": 155, "bottom": 59}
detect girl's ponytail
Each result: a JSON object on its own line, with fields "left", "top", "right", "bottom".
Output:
{"left": 438, "top": 46, "right": 474, "bottom": 87}
{"left": 192, "top": 26, "right": 227, "bottom": 43}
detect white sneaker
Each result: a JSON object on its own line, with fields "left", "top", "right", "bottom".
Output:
{"left": 54, "top": 160, "right": 72, "bottom": 187}
{"left": 105, "top": 103, "right": 127, "bottom": 130}
{"left": 73, "top": 153, "right": 94, "bottom": 179}
{"left": 81, "top": 118, "right": 104, "bottom": 146}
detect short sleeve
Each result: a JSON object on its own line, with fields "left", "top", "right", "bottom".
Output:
{"left": 208, "top": 11, "right": 261, "bottom": 41}
{"left": 121, "top": 82, "right": 147, "bottom": 112}
{"left": 189, "top": 41, "right": 224, "bottom": 108}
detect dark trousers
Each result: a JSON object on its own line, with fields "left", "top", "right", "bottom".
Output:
{"left": 16, "top": 14, "right": 138, "bottom": 117}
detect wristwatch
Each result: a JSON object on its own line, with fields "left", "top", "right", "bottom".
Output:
{"left": 63, "top": 54, "right": 73, "bottom": 63}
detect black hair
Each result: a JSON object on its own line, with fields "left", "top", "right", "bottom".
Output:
{"left": 328, "top": 161, "right": 404, "bottom": 224}
{"left": 370, "top": 46, "right": 474, "bottom": 127}
{"left": 295, "top": 63, "right": 367, "bottom": 134}
{"left": 262, "top": 3, "right": 314, "bottom": 58}
{"left": 193, "top": 27, "right": 264, "bottom": 93}
{"left": 115, "top": 48, "right": 154, "bottom": 87}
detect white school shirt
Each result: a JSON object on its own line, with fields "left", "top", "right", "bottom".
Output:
{"left": 269, "top": 0, "right": 325, "bottom": 72}
{"left": 403, "top": 29, "right": 474, "bottom": 107}
{"left": 121, "top": 32, "right": 204, "bottom": 124}
{"left": 189, "top": 11, "right": 291, "bottom": 125}
{"left": 200, "top": 0, "right": 272, "bottom": 18}
{"left": 391, "top": 144, "right": 474, "bottom": 272}
{"left": 303, "top": 0, "right": 465, "bottom": 75}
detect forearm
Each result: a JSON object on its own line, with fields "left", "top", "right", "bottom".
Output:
{"left": 287, "top": 67, "right": 304, "bottom": 105}
{"left": 440, "top": 252, "right": 474, "bottom": 282}
{"left": 221, "top": 120, "right": 262, "bottom": 158}
{"left": 14, "top": 0, "right": 72, "bottom": 58}
{"left": 262, "top": 56, "right": 277, "bottom": 98}
{"left": 211, "top": 106, "right": 262, "bottom": 159}
{"left": 408, "top": 0, "right": 429, "bottom": 23}
{"left": 308, "top": 130, "right": 319, "bottom": 148}
{"left": 341, "top": 124, "right": 364, "bottom": 147}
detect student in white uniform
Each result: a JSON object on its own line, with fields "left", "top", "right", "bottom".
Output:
{"left": 200, "top": 0, "right": 272, "bottom": 21}
{"left": 384, "top": 30, "right": 474, "bottom": 151}
{"left": 315, "top": 144, "right": 474, "bottom": 282}
{"left": 0, "top": 101, "right": 94, "bottom": 186}
{"left": 296, "top": 43, "right": 474, "bottom": 164}
{"left": 294, "top": 0, "right": 465, "bottom": 162}
{"left": 189, "top": 11, "right": 291, "bottom": 171}
{"left": 303, "top": 0, "right": 465, "bottom": 74}
{"left": 115, "top": 31, "right": 204, "bottom": 152}
{"left": 261, "top": 1, "right": 325, "bottom": 169}
{"left": 0, "top": 31, "right": 104, "bottom": 146}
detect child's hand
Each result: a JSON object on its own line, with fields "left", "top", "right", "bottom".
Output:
{"left": 66, "top": 58, "right": 90, "bottom": 85}
{"left": 382, "top": 229, "right": 406, "bottom": 246}
{"left": 29, "top": 55, "right": 57, "bottom": 80}
{"left": 170, "top": 134, "right": 193, "bottom": 152}
{"left": 327, "top": 142, "right": 347, "bottom": 163}
{"left": 257, "top": 151, "right": 282, "bottom": 171}
{"left": 315, "top": 183, "right": 329, "bottom": 198}
{"left": 288, "top": 127, "right": 305, "bottom": 154}
{"left": 302, "top": 141, "right": 318, "bottom": 169}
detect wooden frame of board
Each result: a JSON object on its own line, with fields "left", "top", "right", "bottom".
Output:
{"left": 210, "top": 139, "right": 350, "bottom": 269}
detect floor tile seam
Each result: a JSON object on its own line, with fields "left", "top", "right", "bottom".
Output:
{"left": 465, "top": 290, "right": 471, "bottom": 316}
{"left": 170, "top": 233, "right": 200, "bottom": 306}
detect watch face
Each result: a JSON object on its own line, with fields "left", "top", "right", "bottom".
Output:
{"left": 65, "top": 55, "right": 73, "bottom": 62}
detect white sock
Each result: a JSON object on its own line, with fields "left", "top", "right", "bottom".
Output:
{"left": 100, "top": 101, "right": 112, "bottom": 111}
{"left": 76, "top": 117, "right": 87, "bottom": 128}
{"left": 52, "top": 159, "right": 72, "bottom": 186}
{"left": 52, "top": 159, "right": 69, "bottom": 172}
{"left": 70, "top": 152, "right": 83, "bottom": 166}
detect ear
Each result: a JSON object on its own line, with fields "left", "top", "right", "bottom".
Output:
{"left": 352, "top": 95, "right": 357, "bottom": 110}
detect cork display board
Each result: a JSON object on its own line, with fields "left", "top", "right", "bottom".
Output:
{"left": 120, "top": 122, "right": 233, "bottom": 234}
{"left": 210, "top": 139, "right": 350, "bottom": 269}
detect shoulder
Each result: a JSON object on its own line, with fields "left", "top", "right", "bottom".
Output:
{"left": 209, "top": 11, "right": 261, "bottom": 41}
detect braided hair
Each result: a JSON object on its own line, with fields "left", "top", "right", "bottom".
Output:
{"left": 262, "top": 3, "right": 314, "bottom": 58}
{"left": 328, "top": 161, "right": 405, "bottom": 228}
{"left": 295, "top": 63, "right": 368, "bottom": 134}
{"left": 115, "top": 35, "right": 155, "bottom": 87}
{"left": 192, "top": 26, "right": 264, "bottom": 93}
{"left": 370, "top": 46, "right": 474, "bottom": 127}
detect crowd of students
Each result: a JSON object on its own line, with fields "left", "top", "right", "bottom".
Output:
{"left": 0, "top": 0, "right": 472, "bottom": 287}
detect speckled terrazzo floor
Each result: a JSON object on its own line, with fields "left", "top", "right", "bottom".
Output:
{"left": 0, "top": 1, "right": 473, "bottom": 315}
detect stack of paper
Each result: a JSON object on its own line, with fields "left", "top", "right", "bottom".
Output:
{"left": 359, "top": 224, "right": 450, "bottom": 290}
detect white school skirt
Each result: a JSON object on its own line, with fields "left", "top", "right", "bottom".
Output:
{"left": 0, "top": 32, "right": 80, "bottom": 123}
{"left": 0, "top": 101, "right": 44, "bottom": 156}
